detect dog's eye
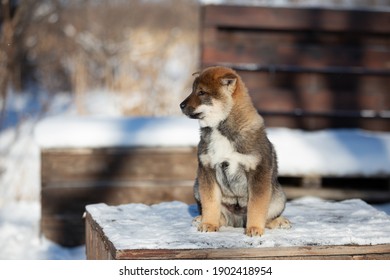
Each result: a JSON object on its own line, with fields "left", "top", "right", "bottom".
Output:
{"left": 198, "top": 90, "right": 206, "bottom": 96}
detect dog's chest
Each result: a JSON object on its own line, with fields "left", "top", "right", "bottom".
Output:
{"left": 200, "top": 128, "right": 256, "bottom": 197}
{"left": 207, "top": 129, "right": 235, "bottom": 165}
{"left": 200, "top": 128, "right": 259, "bottom": 171}
{"left": 200, "top": 128, "right": 238, "bottom": 170}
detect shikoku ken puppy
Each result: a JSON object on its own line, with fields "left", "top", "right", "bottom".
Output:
{"left": 180, "top": 66, "right": 291, "bottom": 236}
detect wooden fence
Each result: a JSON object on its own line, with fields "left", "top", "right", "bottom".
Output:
{"left": 201, "top": 4, "right": 390, "bottom": 130}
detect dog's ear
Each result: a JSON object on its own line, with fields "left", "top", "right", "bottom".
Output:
{"left": 220, "top": 73, "right": 237, "bottom": 94}
{"left": 192, "top": 71, "right": 200, "bottom": 77}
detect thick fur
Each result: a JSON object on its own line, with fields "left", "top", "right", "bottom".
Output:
{"left": 180, "top": 66, "right": 291, "bottom": 236}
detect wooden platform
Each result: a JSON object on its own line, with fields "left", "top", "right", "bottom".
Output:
{"left": 85, "top": 200, "right": 390, "bottom": 260}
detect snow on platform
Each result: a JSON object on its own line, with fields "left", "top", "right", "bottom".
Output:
{"left": 86, "top": 197, "right": 390, "bottom": 250}
{"left": 35, "top": 116, "right": 390, "bottom": 176}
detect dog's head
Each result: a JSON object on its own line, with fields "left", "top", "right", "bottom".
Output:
{"left": 180, "top": 66, "right": 238, "bottom": 127}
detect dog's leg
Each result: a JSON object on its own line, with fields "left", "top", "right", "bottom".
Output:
{"left": 246, "top": 173, "right": 272, "bottom": 237}
{"left": 198, "top": 181, "right": 221, "bottom": 232}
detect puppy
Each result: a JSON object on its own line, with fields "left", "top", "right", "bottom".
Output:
{"left": 180, "top": 66, "right": 291, "bottom": 236}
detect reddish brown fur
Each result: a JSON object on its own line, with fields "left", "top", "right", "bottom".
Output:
{"left": 180, "top": 66, "right": 291, "bottom": 237}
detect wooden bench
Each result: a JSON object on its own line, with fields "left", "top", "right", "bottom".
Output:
{"left": 85, "top": 200, "right": 390, "bottom": 260}
{"left": 201, "top": 4, "right": 390, "bottom": 131}
{"left": 41, "top": 146, "right": 197, "bottom": 246}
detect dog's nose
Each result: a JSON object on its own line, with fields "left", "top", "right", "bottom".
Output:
{"left": 180, "top": 101, "right": 186, "bottom": 110}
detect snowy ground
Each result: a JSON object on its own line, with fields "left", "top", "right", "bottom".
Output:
{"left": 0, "top": 92, "right": 87, "bottom": 259}
{"left": 1, "top": 91, "right": 390, "bottom": 259}
{"left": 0, "top": 201, "right": 84, "bottom": 260}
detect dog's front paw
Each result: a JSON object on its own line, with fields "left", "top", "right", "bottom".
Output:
{"left": 198, "top": 222, "right": 219, "bottom": 232}
{"left": 245, "top": 226, "right": 264, "bottom": 237}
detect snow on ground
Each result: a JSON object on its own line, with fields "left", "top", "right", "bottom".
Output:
{"left": 0, "top": 121, "right": 40, "bottom": 203}
{"left": 0, "top": 201, "right": 84, "bottom": 260}
{"left": 0, "top": 92, "right": 87, "bottom": 259}
{"left": 1, "top": 91, "right": 390, "bottom": 259}
{"left": 87, "top": 197, "right": 390, "bottom": 250}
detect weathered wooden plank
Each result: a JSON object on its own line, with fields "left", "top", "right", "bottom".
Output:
{"left": 113, "top": 245, "right": 390, "bottom": 260}
{"left": 230, "top": 71, "right": 390, "bottom": 130}
{"left": 203, "top": 5, "right": 390, "bottom": 33}
{"left": 202, "top": 29, "right": 390, "bottom": 71}
{"left": 41, "top": 181, "right": 195, "bottom": 215}
{"left": 240, "top": 72, "right": 387, "bottom": 108}
{"left": 85, "top": 209, "right": 390, "bottom": 260}
{"left": 41, "top": 147, "right": 198, "bottom": 184}
{"left": 86, "top": 212, "right": 115, "bottom": 260}
{"left": 242, "top": 72, "right": 389, "bottom": 107}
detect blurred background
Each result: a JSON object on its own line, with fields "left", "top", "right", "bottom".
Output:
{"left": 0, "top": 0, "right": 199, "bottom": 122}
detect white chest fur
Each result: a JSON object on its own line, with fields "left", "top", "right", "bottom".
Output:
{"left": 200, "top": 128, "right": 260, "bottom": 200}
{"left": 199, "top": 129, "right": 260, "bottom": 173}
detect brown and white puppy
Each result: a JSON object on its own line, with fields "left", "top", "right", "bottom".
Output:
{"left": 180, "top": 66, "right": 291, "bottom": 236}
